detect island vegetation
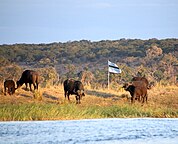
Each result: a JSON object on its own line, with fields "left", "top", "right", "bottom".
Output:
{"left": 0, "top": 38, "right": 178, "bottom": 120}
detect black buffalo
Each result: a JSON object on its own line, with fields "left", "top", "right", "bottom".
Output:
{"left": 17, "top": 70, "right": 39, "bottom": 91}
{"left": 64, "top": 79, "right": 85, "bottom": 104}
{"left": 123, "top": 81, "right": 148, "bottom": 104}
{"left": 4, "top": 79, "right": 16, "bottom": 95}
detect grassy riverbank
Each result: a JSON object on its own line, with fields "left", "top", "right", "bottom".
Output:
{"left": 0, "top": 84, "right": 178, "bottom": 121}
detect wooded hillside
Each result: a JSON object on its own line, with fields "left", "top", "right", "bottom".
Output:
{"left": 0, "top": 38, "right": 178, "bottom": 88}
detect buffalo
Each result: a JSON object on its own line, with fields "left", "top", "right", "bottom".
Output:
{"left": 123, "top": 82, "right": 148, "bottom": 104}
{"left": 64, "top": 79, "right": 85, "bottom": 104}
{"left": 126, "top": 76, "right": 150, "bottom": 103}
{"left": 4, "top": 79, "right": 16, "bottom": 95}
{"left": 17, "top": 70, "right": 39, "bottom": 91}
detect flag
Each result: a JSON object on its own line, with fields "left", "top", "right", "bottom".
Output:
{"left": 108, "top": 60, "right": 121, "bottom": 74}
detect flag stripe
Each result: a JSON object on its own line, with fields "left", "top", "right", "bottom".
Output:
{"left": 109, "top": 67, "right": 121, "bottom": 73}
{"left": 108, "top": 65, "right": 120, "bottom": 70}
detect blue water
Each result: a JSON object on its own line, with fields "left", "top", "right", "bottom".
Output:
{"left": 0, "top": 118, "right": 178, "bottom": 144}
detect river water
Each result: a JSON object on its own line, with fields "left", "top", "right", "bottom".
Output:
{"left": 0, "top": 118, "right": 178, "bottom": 144}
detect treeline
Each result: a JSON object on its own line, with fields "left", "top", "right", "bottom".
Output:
{"left": 0, "top": 38, "right": 178, "bottom": 88}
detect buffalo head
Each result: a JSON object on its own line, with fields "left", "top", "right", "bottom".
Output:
{"left": 77, "top": 90, "right": 85, "bottom": 97}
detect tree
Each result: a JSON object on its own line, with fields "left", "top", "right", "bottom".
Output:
{"left": 146, "top": 45, "right": 163, "bottom": 59}
{"left": 160, "top": 53, "right": 177, "bottom": 83}
{"left": 78, "top": 69, "right": 94, "bottom": 85}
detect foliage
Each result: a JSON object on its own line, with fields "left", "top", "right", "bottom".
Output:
{"left": 0, "top": 102, "right": 177, "bottom": 121}
{"left": 0, "top": 38, "right": 178, "bottom": 87}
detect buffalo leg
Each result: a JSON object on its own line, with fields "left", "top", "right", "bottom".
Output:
{"left": 131, "top": 94, "right": 136, "bottom": 103}
{"left": 145, "top": 94, "right": 148, "bottom": 103}
{"left": 75, "top": 96, "right": 81, "bottom": 104}
{"left": 75, "top": 96, "right": 78, "bottom": 104}
{"left": 36, "top": 83, "right": 38, "bottom": 90}
{"left": 139, "top": 96, "right": 143, "bottom": 103}
{"left": 67, "top": 93, "right": 70, "bottom": 101}
{"left": 4, "top": 86, "right": 7, "bottom": 95}
{"left": 138, "top": 95, "right": 141, "bottom": 102}
{"left": 25, "top": 83, "right": 28, "bottom": 90}
{"left": 64, "top": 91, "right": 70, "bottom": 101}
{"left": 29, "top": 83, "right": 32, "bottom": 91}
{"left": 142, "top": 95, "right": 146, "bottom": 104}
{"left": 9, "top": 87, "right": 13, "bottom": 95}
{"left": 12, "top": 87, "right": 15, "bottom": 95}
{"left": 64, "top": 91, "right": 67, "bottom": 99}
{"left": 33, "top": 83, "right": 36, "bottom": 90}
{"left": 78, "top": 96, "right": 81, "bottom": 104}
{"left": 131, "top": 97, "right": 133, "bottom": 103}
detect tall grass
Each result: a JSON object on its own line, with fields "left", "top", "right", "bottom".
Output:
{"left": 0, "top": 102, "right": 178, "bottom": 121}
{"left": 0, "top": 84, "right": 178, "bottom": 121}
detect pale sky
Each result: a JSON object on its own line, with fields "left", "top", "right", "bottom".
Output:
{"left": 0, "top": 0, "right": 178, "bottom": 44}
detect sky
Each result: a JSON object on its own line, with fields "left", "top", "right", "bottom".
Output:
{"left": 0, "top": 0, "right": 178, "bottom": 44}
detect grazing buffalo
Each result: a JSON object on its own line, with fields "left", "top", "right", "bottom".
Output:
{"left": 123, "top": 82, "right": 148, "bottom": 104}
{"left": 64, "top": 79, "right": 85, "bottom": 104}
{"left": 17, "top": 70, "right": 39, "bottom": 91}
{"left": 4, "top": 80, "right": 16, "bottom": 95}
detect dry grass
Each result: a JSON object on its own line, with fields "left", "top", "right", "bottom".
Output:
{"left": 148, "top": 85, "right": 178, "bottom": 109}
{"left": 0, "top": 83, "right": 178, "bottom": 120}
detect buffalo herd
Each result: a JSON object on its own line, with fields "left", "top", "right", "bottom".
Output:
{"left": 4, "top": 70, "right": 39, "bottom": 96}
{"left": 3, "top": 69, "right": 152, "bottom": 104}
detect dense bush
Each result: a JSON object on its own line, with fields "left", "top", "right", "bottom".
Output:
{"left": 0, "top": 38, "right": 178, "bottom": 87}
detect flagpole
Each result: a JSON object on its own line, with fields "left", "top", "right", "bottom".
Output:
{"left": 108, "top": 71, "right": 110, "bottom": 89}
{"left": 108, "top": 60, "right": 110, "bottom": 90}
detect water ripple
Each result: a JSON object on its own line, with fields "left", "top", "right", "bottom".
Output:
{"left": 0, "top": 118, "right": 178, "bottom": 144}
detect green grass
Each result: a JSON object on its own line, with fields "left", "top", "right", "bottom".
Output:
{"left": 0, "top": 84, "right": 177, "bottom": 121}
{"left": 1, "top": 103, "right": 178, "bottom": 121}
